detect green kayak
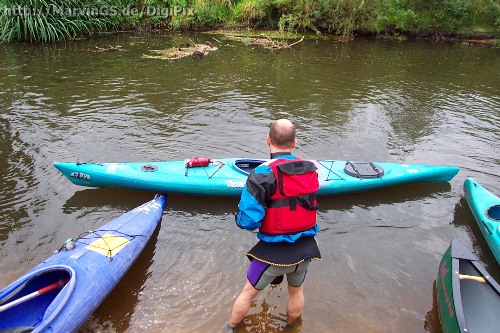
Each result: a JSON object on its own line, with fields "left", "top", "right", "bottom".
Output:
{"left": 436, "top": 239, "right": 500, "bottom": 333}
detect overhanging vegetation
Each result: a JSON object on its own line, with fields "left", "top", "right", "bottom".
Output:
{"left": 1, "top": 0, "right": 498, "bottom": 43}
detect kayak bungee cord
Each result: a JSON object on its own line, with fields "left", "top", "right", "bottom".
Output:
{"left": 316, "top": 160, "right": 345, "bottom": 181}
{"left": 56, "top": 230, "right": 146, "bottom": 261}
{"left": 184, "top": 157, "right": 225, "bottom": 178}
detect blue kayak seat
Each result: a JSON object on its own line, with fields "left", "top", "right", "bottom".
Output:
{"left": 0, "top": 327, "right": 35, "bottom": 333}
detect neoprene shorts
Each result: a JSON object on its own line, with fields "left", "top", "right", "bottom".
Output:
{"left": 247, "top": 259, "right": 312, "bottom": 290}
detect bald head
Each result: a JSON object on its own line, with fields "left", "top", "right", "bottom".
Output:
{"left": 267, "top": 119, "right": 296, "bottom": 151}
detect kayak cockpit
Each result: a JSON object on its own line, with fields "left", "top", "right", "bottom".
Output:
{"left": 458, "top": 259, "right": 500, "bottom": 333}
{"left": 486, "top": 205, "right": 500, "bottom": 221}
{"left": 0, "top": 268, "right": 71, "bottom": 331}
{"left": 233, "top": 159, "right": 266, "bottom": 175}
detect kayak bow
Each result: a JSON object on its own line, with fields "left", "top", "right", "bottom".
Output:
{"left": 464, "top": 178, "right": 500, "bottom": 265}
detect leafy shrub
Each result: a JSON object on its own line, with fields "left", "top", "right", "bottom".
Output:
{"left": 408, "top": 0, "right": 473, "bottom": 33}
{"left": 193, "top": 0, "right": 231, "bottom": 25}
{"left": 374, "top": 0, "right": 416, "bottom": 32}
{"left": 231, "top": 0, "right": 269, "bottom": 26}
{"left": 469, "top": 0, "right": 500, "bottom": 35}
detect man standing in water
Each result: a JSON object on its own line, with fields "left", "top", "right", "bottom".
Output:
{"left": 229, "top": 119, "right": 321, "bottom": 331}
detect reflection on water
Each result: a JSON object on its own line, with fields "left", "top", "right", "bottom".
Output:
{"left": 424, "top": 281, "right": 441, "bottom": 333}
{"left": 0, "top": 32, "right": 499, "bottom": 332}
{"left": 237, "top": 286, "right": 299, "bottom": 333}
{"left": 0, "top": 117, "right": 43, "bottom": 243}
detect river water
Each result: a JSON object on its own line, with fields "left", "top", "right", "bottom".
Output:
{"left": 0, "top": 32, "right": 498, "bottom": 333}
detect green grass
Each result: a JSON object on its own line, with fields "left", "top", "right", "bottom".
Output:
{"left": 1, "top": 0, "right": 498, "bottom": 43}
{"left": 0, "top": 0, "right": 116, "bottom": 43}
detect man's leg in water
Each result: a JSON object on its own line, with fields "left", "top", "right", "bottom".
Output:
{"left": 230, "top": 280, "right": 260, "bottom": 328}
{"left": 287, "top": 284, "right": 305, "bottom": 324}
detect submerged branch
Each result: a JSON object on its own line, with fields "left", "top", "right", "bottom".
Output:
{"left": 284, "top": 36, "right": 304, "bottom": 48}
{"left": 94, "top": 45, "right": 123, "bottom": 52}
{"left": 209, "top": 31, "right": 304, "bottom": 50}
{"left": 143, "top": 42, "right": 218, "bottom": 60}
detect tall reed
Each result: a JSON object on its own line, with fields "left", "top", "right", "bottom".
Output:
{"left": 0, "top": 0, "right": 115, "bottom": 43}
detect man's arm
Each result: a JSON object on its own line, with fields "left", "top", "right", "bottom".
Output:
{"left": 235, "top": 167, "right": 276, "bottom": 231}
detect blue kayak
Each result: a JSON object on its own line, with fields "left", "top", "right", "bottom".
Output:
{"left": 464, "top": 178, "right": 500, "bottom": 265}
{"left": 53, "top": 157, "right": 459, "bottom": 197}
{"left": 0, "top": 195, "right": 166, "bottom": 333}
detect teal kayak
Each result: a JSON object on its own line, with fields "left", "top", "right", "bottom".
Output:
{"left": 53, "top": 158, "right": 459, "bottom": 197}
{"left": 436, "top": 239, "right": 500, "bottom": 333}
{"left": 464, "top": 178, "right": 500, "bottom": 265}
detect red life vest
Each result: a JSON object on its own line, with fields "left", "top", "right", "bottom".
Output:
{"left": 259, "top": 158, "right": 319, "bottom": 235}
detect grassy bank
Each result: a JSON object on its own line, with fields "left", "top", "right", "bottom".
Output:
{"left": 1, "top": 0, "right": 499, "bottom": 43}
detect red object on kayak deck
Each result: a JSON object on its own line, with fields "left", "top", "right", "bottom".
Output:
{"left": 185, "top": 157, "right": 212, "bottom": 168}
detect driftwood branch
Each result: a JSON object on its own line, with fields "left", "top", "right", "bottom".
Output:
{"left": 94, "top": 44, "right": 122, "bottom": 52}
{"left": 261, "top": 34, "right": 275, "bottom": 43}
{"left": 284, "top": 36, "right": 304, "bottom": 48}
{"left": 212, "top": 31, "right": 304, "bottom": 50}
{"left": 143, "top": 42, "right": 218, "bottom": 60}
